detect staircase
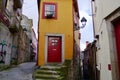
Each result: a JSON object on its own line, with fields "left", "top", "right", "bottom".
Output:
{"left": 33, "top": 65, "right": 68, "bottom": 80}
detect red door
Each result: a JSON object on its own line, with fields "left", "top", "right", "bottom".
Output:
{"left": 113, "top": 18, "right": 120, "bottom": 74}
{"left": 47, "top": 36, "right": 62, "bottom": 62}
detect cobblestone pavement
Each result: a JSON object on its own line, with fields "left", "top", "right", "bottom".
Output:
{"left": 0, "top": 62, "right": 36, "bottom": 80}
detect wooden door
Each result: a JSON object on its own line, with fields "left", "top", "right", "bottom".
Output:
{"left": 47, "top": 36, "right": 62, "bottom": 62}
{"left": 113, "top": 18, "right": 120, "bottom": 74}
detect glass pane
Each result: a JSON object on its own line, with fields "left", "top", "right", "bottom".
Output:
{"left": 45, "top": 5, "right": 51, "bottom": 11}
{"left": 52, "top": 43, "right": 55, "bottom": 46}
{"left": 50, "top": 5, "right": 55, "bottom": 11}
{"left": 45, "top": 5, "right": 55, "bottom": 11}
{"left": 45, "top": 4, "right": 55, "bottom": 17}
{"left": 52, "top": 40, "right": 55, "bottom": 42}
{"left": 55, "top": 40, "right": 58, "bottom": 42}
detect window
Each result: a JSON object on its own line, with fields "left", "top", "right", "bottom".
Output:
{"left": 42, "top": 2, "right": 57, "bottom": 19}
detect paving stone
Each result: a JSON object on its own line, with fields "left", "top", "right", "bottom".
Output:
{"left": 0, "top": 62, "right": 35, "bottom": 80}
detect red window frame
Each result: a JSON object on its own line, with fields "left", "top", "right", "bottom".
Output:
{"left": 42, "top": 2, "right": 57, "bottom": 19}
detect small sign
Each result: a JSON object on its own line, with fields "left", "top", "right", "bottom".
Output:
{"left": 108, "top": 64, "right": 111, "bottom": 70}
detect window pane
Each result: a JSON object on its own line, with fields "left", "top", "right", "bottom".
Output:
{"left": 45, "top": 5, "right": 55, "bottom": 11}
{"left": 44, "top": 4, "right": 56, "bottom": 18}
{"left": 45, "top": 5, "right": 51, "bottom": 11}
{"left": 50, "top": 5, "right": 55, "bottom": 11}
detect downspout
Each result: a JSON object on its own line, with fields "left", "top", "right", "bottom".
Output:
{"left": 91, "top": 0, "right": 95, "bottom": 37}
{"left": 36, "top": 0, "right": 40, "bottom": 66}
{"left": 91, "top": 0, "right": 97, "bottom": 80}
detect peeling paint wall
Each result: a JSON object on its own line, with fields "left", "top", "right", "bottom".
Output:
{"left": 0, "top": 23, "right": 13, "bottom": 65}
{"left": 11, "top": 33, "right": 18, "bottom": 64}
{"left": 17, "top": 27, "right": 31, "bottom": 64}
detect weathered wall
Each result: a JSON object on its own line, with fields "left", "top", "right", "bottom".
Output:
{"left": 0, "top": 0, "right": 32, "bottom": 66}
{"left": 82, "top": 42, "right": 96, "bottom": 80}
{"left": 0, "top": 23, "right": 12, "bottom": 65}
{"left": 20, "top": 15, "right": 33, "bottom": 63}
{"left": 17, "top": 27, "right": 31, "bottom": 64}
{"left": 92, "top": 0, "right": 120, "bottom": 80}
{"left": 73, "top": 42, "right": 81, "bottom": 80}
{"left": 11, "top": 33, "right": 18, "bottom": 64}
{"left": 73, "top": 2, "right": 81, "bottom": 79}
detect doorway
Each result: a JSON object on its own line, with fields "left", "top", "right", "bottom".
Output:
{"left": 113, "top": 18, "right": 120, "bottom": 74}
{"left": 47, "top": 36, "right": 62, "bottom": 63}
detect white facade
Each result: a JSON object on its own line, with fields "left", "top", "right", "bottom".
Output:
{"left": 92, "top": 0, "right": 120, "bottom": 80}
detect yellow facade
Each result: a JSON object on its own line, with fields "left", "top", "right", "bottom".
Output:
{"left": 38, "top": 0, "right": 74, "bottom": 66}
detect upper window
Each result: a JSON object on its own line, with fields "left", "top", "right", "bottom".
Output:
{"left": 42, "top": 2, "right": 57, "bottom": 19}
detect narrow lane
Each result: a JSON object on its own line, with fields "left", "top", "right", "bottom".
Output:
{"left": 0, "top": 62, "right": 35, "bottom": 80}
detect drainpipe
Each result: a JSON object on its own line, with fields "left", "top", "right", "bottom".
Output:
{"left": 36, "top": 0, "right": 40, "bottom": 66}
{"left": 91, "top": 0, "right": 97, "bottom": 80}
{"left": 91, "top": 0, "right": 95, "bottom": 38}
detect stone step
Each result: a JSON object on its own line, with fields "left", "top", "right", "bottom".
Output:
{"left": 40, "top": 66, "right": 62, "bottom": 71}
{"left": 33, "top": 65, "right": 67, "bottom": 80}
{"left": 36, "top": 79, "right": 57, "bottom": 80}
{"left": 35, "top": 77, "right": 64, "bottom": 80}
{"left": 36, "top": 70, "right": 60, "bottom": 75}
{"left": 35, "top": 74, "right": 62, "bottom": 79}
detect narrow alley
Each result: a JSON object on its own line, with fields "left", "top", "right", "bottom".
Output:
{"left": 0, "top": 62, "right": 35, "bottom": 80}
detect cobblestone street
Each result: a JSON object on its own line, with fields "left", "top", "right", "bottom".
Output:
{"left": 0, "top": 62, "right": 35, "bottom": 80}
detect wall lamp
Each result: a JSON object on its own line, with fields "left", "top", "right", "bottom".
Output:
{"left": 80, "top": 17, "right": 87, "bottom": 29}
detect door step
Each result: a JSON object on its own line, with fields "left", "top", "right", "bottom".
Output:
{"left": 33, "top": 65, "right": 67, "bottom": 80}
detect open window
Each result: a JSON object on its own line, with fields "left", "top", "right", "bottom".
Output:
{"left": 42, "top": 2, "right": 57, "bottom": 19}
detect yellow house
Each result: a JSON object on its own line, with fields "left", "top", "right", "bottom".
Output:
{"left": 38, "top": 0, "right": 78, "bottom": 66}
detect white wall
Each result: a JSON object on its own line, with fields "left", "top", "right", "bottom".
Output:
{"left": 92, "top": 0, "right": 120, "bottom": 80}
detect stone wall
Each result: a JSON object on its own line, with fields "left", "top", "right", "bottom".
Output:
{"left": 0, "top": 23, "right": 13, "bottom": 65}
{"left": 73, "top": 41, "right": 81, "bottom": 80}
{"left": 17, "top": 27, "right": 31, "bottom": 64}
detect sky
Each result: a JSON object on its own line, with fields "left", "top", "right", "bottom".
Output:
{"left": 78, "top": 0, "right": 94, "bottom": 51}
{"left": 22, "top": 0, "right": 94, "bottom": 51}
{"left": 22, "top": 0, "right": 38, "bottom": 38}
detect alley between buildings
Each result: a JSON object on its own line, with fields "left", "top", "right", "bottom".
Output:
{"left": 0, "top": 62, "right": 35, "bottom": 80}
